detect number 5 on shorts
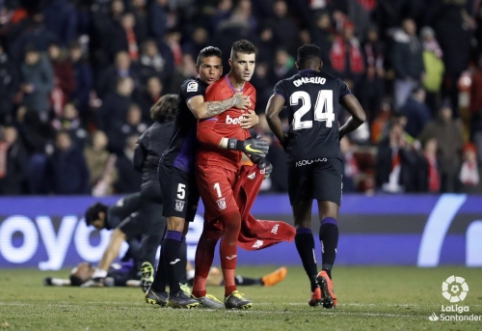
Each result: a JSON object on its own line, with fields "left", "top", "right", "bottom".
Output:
{"left": 177, "top": 183, "right": 186, "bottom": 199}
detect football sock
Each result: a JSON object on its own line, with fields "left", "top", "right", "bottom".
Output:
{"left": 192, "top": 228, "right": 221, "bottom": 298}
{"left": 50, "top": 278, "right": 71, "bottom": 286}
{"left": 319, "top": 217, "right": 339, "bottom": 279}
{"left": 236, "top": 275, "right": 261, "bottom": 286}
{"left": 223, "top": 269, "right": 237, "bottom": 296}
{"left": 92, "top": 268, "right": 107, "bottom": 279}
{"left": 164, "top": 230, "right": 183, "bottom": 295}
{"left": 220, "top": 211, "right": 242, "bottom": 296}
{"left": 140, "top": 228, "right": 164, "bottom": 268}
{"left": 295, "top": 227, "right": 318, "bottom": 292}
{"left": 220, "top": 276, "right": 262, "bottom": 286}
{"left": 179, "top": 238, "right": 187, "bottom": 284}
{"left": 151, "top": 245, "right": 168, "bottom": 293}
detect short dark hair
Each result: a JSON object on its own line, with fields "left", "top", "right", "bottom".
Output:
{"left": 297, "top": 44, "right": 322, "bottom": 67}
{"left": 56, "top": 129, "right": 71, "bottom": 139}
{"left": 84, "top": 202, "right": 108, "bottom": 226}
{"left": 151, "top": 94, "right": 177, "bottom": 123}
{"left": 68, "top": 41, "right": 81, "bottom": 50}
{"left": 196, "top": 46, "right": 222, "bottom": 66}
{"left": 117, "top": 76, "right": 132, "bottom": 87}
{"left": 69, "top": 274, "right": 84, "bottom": 286}
{"left": 230, "top": 39, "right": 256, "bottom": 59}
{"left": 411, "top": 85, "right": 424, "bottom": 95}
{"left": 24, "top": 43, "right": 38, "bottom": 55}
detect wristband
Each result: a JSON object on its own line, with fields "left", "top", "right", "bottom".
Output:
{"left": 227, "top": 138, "right": 245, "bottom": 151}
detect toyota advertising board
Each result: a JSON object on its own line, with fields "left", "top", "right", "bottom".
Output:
{"left": 0, "top": 194, "right": 481, "bottom": 269}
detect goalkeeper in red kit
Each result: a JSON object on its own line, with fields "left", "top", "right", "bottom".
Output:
{"left": 192, "top": 40, "right": 269, "bottom": 309}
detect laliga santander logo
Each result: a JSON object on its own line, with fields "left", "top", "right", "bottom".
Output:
{"left": 442, "top": 275, "right": 469, "bottom": 303}
{"left": 429, "top": 276, "right": 477, "bottom": 322}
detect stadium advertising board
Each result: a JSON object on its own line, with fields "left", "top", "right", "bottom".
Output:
{"left": 0, "top": 194, "right": 480, "bottom": 269}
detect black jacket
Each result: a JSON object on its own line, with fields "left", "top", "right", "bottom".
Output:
{"left": 133, "top": 120, "right": 174, "bottom": 184}
{"left": 376, "top": 138, "right": 419, "bottom": 192}
{"left": 0, "top": 142, "right": 29, "bottom": 195}
{"left": 45, "top": 147, "right": 90, "bottom": 194}
{"left": 106, "top": 192, "right": 141, "bottom": 229}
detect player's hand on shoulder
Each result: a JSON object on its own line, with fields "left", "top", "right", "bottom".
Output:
{"left": 241, "top": 110, "right": 258, "bottom": 129}
{"left": 233, "top": 92, "right": 250, "bottom": 110}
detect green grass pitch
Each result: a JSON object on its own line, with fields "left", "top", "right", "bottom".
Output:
{"left": 0, "top": 266, "right": 481, "bottom": 330}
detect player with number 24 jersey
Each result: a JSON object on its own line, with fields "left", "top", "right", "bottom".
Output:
{"left": 266, "top": 44, "right": 366, "bottom": 310}
{"left": 273, "top": 71, "right": 351, "bottom": 162}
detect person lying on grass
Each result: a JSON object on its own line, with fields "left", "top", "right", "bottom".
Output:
{"left": 43, "top": 261, "right": 287, "bottom": 288}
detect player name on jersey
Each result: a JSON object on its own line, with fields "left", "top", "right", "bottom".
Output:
{"left": 293, "top": 77, "right": 327, "bottom": 87}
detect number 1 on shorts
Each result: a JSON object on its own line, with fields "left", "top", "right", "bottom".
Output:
{"left": 213, "top": 182, "right": 222, "bottom": 198}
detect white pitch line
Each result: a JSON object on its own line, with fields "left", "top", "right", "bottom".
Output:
{"left": 0, "top": 302, "right": 416, "bottom": 318}
{"left": 1, "top": 301, "right": 479, "bottom": 318}
{"left": 0, "top": 302, "right": 415, "bottom": 317}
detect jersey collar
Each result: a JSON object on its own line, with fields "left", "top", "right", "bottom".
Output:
{"left": 299, "top": 69, "right": 319, "bottom": 77}
{"left": 225, "top": 75, "right": 244, "bottom": 93}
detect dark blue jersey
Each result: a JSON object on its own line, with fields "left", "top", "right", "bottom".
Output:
{"left": 160, "top": 78, "right": 207, "bottom": 174}
{"left": 274, "top": 69, "right": 351, "bottom": 162}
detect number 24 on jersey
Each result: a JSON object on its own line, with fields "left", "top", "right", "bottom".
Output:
{"left": 290, "top": 90, "right": 335, "bottom": 130}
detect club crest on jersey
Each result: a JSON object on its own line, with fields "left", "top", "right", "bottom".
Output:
{"left": 252, "top": 240, "right": 264, "bottom": 248}
{"left": 175, "top": 199, "right": 185, "bottom": 212}
{"left": 248, "top": 172, "right": 256, "bottom": 180}
{"left": 216, "top": 198, "right": 226, "bottom": 210}
{"left": 187, "top": 81, "right": 198, "bottom": 92}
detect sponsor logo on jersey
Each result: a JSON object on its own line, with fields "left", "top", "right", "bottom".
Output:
{"left": 175, "top": 199, "right": 185, "bottom": 212}
{"left": 216, "top": 198, "right": 226, "bottom": 210}
{"left": 187, "top": 81, "right": 198, "bottom": 92}
{"left": 293, "top": 76, "right": 326, "bottom": 87}
{"left": 295, "top": 158, "right": 328, "bottom": 167}
{"left": 225, "top": 115, "right": 244, "bottom": 125}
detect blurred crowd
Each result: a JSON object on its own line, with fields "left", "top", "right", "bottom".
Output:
{"left": 0, "top": 0, "right": 482, "bottom": 196}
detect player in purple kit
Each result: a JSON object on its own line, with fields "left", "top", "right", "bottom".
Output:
{"left": 266, "top": 44, "right": 366, "bottom": 308}
{"left": 144, "top": 46, "right": 258, "bottom": 309}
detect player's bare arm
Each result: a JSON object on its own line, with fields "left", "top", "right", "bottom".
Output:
{"left": 82, "top": 228, "right": 127, "bottom": 287}
{"left": 187, "top": 93, "right": 250, "bottom": 119}
{"left": 265, "top": 93, "right": 287, "bottom": 147}
{"left": 338, "top": 94, "right": 366, "bottom": 140}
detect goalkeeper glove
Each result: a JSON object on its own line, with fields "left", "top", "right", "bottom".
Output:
{"left": 248, "top": 154, "right": 273, "bottom": 179}
{"left": 258, "top": 160, "right": 273, "bottom": 178}
{"left": 227, "top": 137, "right": 269, "bottom": 157}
